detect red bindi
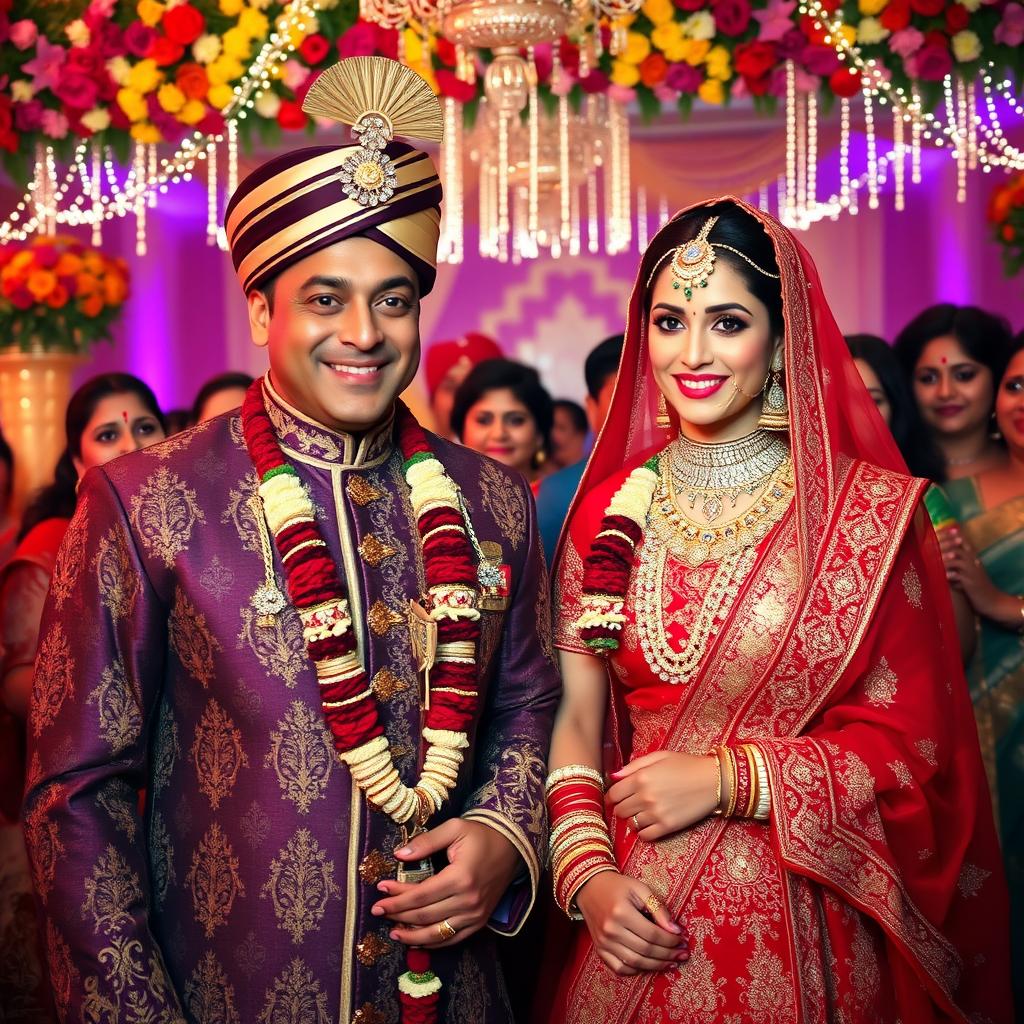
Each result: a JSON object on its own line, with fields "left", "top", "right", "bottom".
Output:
{"left": 940, "top": 357, "right": 947, "bottom": 365}
{"left": 122, "top": 411, "right": 129, "bottom": 424}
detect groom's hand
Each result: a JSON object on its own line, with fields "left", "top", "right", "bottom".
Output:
{"left": 371, "top": 817, "right": 521, "bottom": 947}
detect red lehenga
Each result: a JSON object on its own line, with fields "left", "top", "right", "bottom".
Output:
{"left": 547, "top": 197, "right": 1012, "bottom": 1023}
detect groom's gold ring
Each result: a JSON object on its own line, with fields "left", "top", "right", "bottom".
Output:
{"left": 438, "top": 919, "right": 457, "bottom": 941}
{"left": 645, "top": 894, "right": 663, "bottom": 918}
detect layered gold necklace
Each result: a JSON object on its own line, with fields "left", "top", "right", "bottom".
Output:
{"left": 634, "top": 441, "right": 794, "bottom": 686}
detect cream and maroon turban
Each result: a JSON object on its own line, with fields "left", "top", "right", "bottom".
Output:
{"left": 224, "top": 57, "right": 444, "bottom": 296}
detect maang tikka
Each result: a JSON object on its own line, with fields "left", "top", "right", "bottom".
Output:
{"left": 668, "top": 216, "right": 719, "bottom": 300}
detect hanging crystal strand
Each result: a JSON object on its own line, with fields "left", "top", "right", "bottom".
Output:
{"left": 497, "top": 111, "right": 511, "bottom": 262}
{"left": 528, "top": 46, "right": 539, "bottom": 240}
{"left": 893, "top": 105, "right": 905, "bottom": 212}
{"left": 570, "top": 180, "right": 581, "bottom": 256}
{"left": 146, "top": 142, "right": 157, "bottom": 208}
{"left": 636, "top": 185, "right": 647, "bottom": 253}
{"left": 227, "top": 120, "right": 239, "bottom": 201}
{"left": 758, "top": 182, "right": 769, "bottom": 212}
{"left": 479, "top": 160, "right": 491, "bottom": 259}
{"left": 206, "top": 138, "right": 219, "bottom": 246}
{"left": 619, "top": 104, "right": 631, "bottom": 251}
{"left": 806, "top": 90, "right": 817, "bottom": 220}
{"left": 784, "top": 61, "right": 796, "bottom": 224}
{"left": 967, "top": 80, "right": 977, "bottom": 171}
{"left": 795, "top": 90, "right": 807, "bottom": 227}
{"left": 439, "top": 98, "right": 464, "bottom": 264}
{"left": 90, "top": 142, "right": 103, "bottom": 246}
{"left": 32, "top": 143, "right": 46, "bottom": 236}
{"left": 956, "top": 75, "right": 967, "bottom": 202}
{"left": 558, "top": 83, "right": 571, "bottom": 244}
{"left": 910, "top": 91, "right": 923, "bottom": 185}
{"left": 776, "top": 173, "right": 788, "bottom": 224}
{"left": 512, "top": 190, "right": 523, "bottom": 264}
{"left": 134, "top": 141, "right": 147, "bottom": 256}
{"left": 839, "top": 97, "right": 851, "bottom": 210}
{"left": 864, "top": 87, "right": 878, "bottom": 210}
{"left": 585, "top": 98, "right": 600, "bottom": 253}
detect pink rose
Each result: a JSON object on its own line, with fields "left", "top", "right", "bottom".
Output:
{"left": 913, "top": 42, "right": 953, "bottom": 81}
{"left": 337, "top": 20, "right": 378, "bottom": 58}
{"left": 995, "top": 4, "right": 1024, "bottom": 47}
{"left": 712, "top": 0, "right": 751, "bottom": 37}
{"left": 53, "top": 70, "right": 98, "bottom": 109}
{"left": 9, "top": 18, "right": 37, "bottom": 50}
{"left": 281, "top": 59, "right": 310, "bottom": 91}
{"left": 888, "top": 27, "right": 924, "bottom": 58}
{"left": 579, "top": 69, "right": 610, "bottom": 94}
{"left": 124, "top": 22, "right": 156, "bottom": 57}
{"left": 40, "top": 108, "right": 68, "bottom": 138}
{"left": 800, "top": 43, "right": 840, "bottom": 76}
{"left": 13, "top": 98, "right": 44, "bottom": 131}
{"left": 606, "top": 83, "right": 637, "bottom": 103}
{"left": 666, "top": 62, "right": 702, "bottom": 92}
{"left": 88, "top": 0, "right": 117, "bottom": 17}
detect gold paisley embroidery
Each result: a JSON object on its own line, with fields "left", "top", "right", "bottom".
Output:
{"left": 147, "top": 419, "right": 210, "bottom": 459}
{"left": 93, "top": 524, "right": 141, "bottom": 621}
{"left": 129, "top": 466, "right": 206, "bottom": 567}
{"left": 24, "top": 784, "right": 65, "bottom": 902}
{"left": 152, "top": 698, "right": 180, "bottom": 798}
{"left": 238, "top": 605, "right": 307, "bottom": 689}
{"left": 478, "top": 460, "right": 527, "bottom": 549}
{"left": 186, "top": 823, "right": 245, "bottom": 939}
{"left": 149, "top": 812, "right": 177, "bottom": 909}
{"left": 902, "top": 563, "right": 923, "bottom": 608}
{"left": 170, "top": 587, "right": 222, "bottom": 688}
{"left": 31, "top": 623, "right": 75, "bottom": 736}
{"left": 201, "top": 555, "right": 236, "bottom": 600}
{"left": 223, "top": 478, "right": 262, "bottom": 553}
{"left": 536, "top": 557, "right": 555, "bottom": 665}
{"left": 46, "top": 921, "right": 79, "bottom": 1020}
{"left": 266, "top": 700, "right": 336, "bottom": 814}
{"left": 191, "top": 698, "right": 249, "bottom": 810}
{"left": 50, "top": 495, "right": 88, "bottom": 608}
{"left": 184, "top": 951, "right": 241, "bottom": 1024}
{"left": 741, "top": 936, "right": 795, "bottom": 1018}
{"left": 260, "top": 828, "right": 341, "bottom": 944}
{"left": 97, "top": 779, "right": 139, "bottom": 842}
{"left": 240, "top": 799, "right": 272, "bottom": 848}
{"left": 863, "top": 656, "right": 898, "bottom": 708}
{"left": 87, "top": 657, "right": 143, "bottom": 756}
{"left": 257, "top": 957, "right": 330, "bottom": 1024}
{"left": 82, "top": 845, "right": 144, "bottom": 935}
{"left": 915, "top": 737, "right": 939, "bottom": 767}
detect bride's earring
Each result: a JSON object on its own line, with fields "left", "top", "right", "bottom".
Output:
{"left": 758, "top": 346, "right": 789, "bottom": 431}
{"left": 656, "top": 391, "right": 671, "bottom": 429}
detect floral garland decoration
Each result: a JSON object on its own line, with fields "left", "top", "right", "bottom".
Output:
{"left": 989, "top": 170, "right": 1024, "bottom": 278}
{"left": 240, "top": 378, "right": 482, "bottom": 1024}
{"left": 576, "top": 456, "right": 660, "bottom": 653}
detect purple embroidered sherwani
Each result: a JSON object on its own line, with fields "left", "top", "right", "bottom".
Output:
{"left": 23, "top": 381, "right": 560, "bottom": 1024}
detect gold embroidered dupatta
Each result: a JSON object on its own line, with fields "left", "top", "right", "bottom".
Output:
{"left": 552, "top": 197, "right": 1012, "bottom": 1023}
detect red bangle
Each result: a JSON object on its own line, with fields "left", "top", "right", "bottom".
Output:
{"left": 731, "top": 744, "right": 752, "bottom": 819}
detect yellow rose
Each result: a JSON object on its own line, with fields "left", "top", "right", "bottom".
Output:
{"left": 80, "top": 107, "right": 111, "bottom": 133}
{"left": 404, "top": 28, "right": 424, "bottom": 66}
{"left": 611, "top": 59, "right": 641, "bottom": 87}
{"left": 856, "top": 16, "right": 889, "bottom": 43}
{"left": 651, "top": 21, "right": 683, "bottom": 54}
{"left": 157, "top": 83, "right": 186, "bottom": 114}
{"left": 285, "top": 21, "right": 307, "bottom": 48}
{"left": 838, "top": 24, "right": 856, "bottom": 45}
{"left": 116, "top": 88, "right": 148, "bottom": 122}
{"left": 952, "top": 29, "right": 981, "bottom": 62}
{"left": 219, "top": 0, "right": 244, "bottom": 14}
{"left": 178, "top": 99, "right": 207, "bottom": 125}
{"left": 622, "top": 31, "right": 652, "bottom": 64}
{"left": 705, "top": 45, "right": 731, "bottom": 80}
{"left": 207, "top": 55, "right": 245, "bottom": 85}
{"left": 207, "top": 82, "right": 235, "bottom": 110}
{"left": 130, "top": 122, "right": 163, "bottom": 144}
{"left": 136, "top": 0, "right": 164, "bottom": 28}
{"left": 858, "top": 0, "right": 888, "bottom": 14}
{"left": 679, "top": 38, "right": 711, "bottom": 65}
{"left": 127, "top": 59, "right": 162, "bottom": 95}
{"left": 699, "top": 78, "right": 725, "bottom": 104}
{"left": 222, "top": 27, "right": 252, "bottom": 60}
{"left": 641, "top": 0, "right": 674, "bottom": 26}
{"left": 238, "top": 7, "right": 269, "bottom": 38}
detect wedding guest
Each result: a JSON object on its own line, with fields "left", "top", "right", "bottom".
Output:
{"left": 192, "top": 370, "right": 255, "bottom": 423}
{"left": 894, "top": 304, "right": 1014, "bottom": 480}
{"left": 426, "top": 332, "right": 502, "bottom": 440}
{"left": 452, "top": 358, "right": 553, "bottom": 495}
{"left": 550, "top": 400, "right": 588, "bottom": 471}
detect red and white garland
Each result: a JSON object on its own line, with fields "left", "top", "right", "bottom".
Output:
{"left": 241, "top": 379, "right": 483, "bottom": 1024}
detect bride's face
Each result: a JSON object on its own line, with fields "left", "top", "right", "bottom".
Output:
{"left": 648, "top": 255, "right": 778, "bottom": 440}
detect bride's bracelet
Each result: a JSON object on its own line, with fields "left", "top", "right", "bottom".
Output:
{"left": 546, "top": 764, "right": 617, "bottom": 920}
{"left": 711, "top": 744, "right": 771, "bottom": 821}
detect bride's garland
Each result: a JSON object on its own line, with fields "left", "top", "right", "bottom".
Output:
{"left": 241, "top": 379, "right": 482, "bottom": 1024}
{"left": 576, "top": 456, "right": 660, "bottom": 652}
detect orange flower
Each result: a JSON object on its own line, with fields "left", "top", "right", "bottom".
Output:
{"left": 80, "top": 293, "right": 105, "bottom": 317}
{"left": 82, "top": 252, "right": 104, "bottom": 275}
{"left": 45, "top": 284, "right": 69, "bottom": 309}
{"left": 103, "top": 271, "right": 128, "bottom": 305}
{"left": 640, "top": 52, "right": 669, "bottom": 87}
{"left": 77, "top": 272, "right": 100, "bottom": 296}
{"left": 176, "top": 62, "right": 209, "bottom": 100}
{"left": 55, "top": 252, "right": 83, "bottom": 276}
{"left": 26, "top": 269, "right": 57, "bottom": 302}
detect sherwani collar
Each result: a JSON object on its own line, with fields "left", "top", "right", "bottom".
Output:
{"left": 262, "top": 373, "right": 395, "bottom": 470}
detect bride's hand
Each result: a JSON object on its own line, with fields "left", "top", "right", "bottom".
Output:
{"left": 574, "top": 871, "right": 689, "bottom": 977}
{"left": 607, "top": 750, "right": 720, "bottom": 841}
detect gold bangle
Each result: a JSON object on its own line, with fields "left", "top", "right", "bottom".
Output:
{"left": 545, "top": 764, "right": 605, "bottom": 793}
{"left": 714, "top": 746, "right": 730, "bottom": 816}
{"left": 724, "top": 746, "right": 739, "bottom": 818}
{"left": 742, "top": 745, "right": 759, "bottom": 818}
{"left": 708, "top": 750, "right": 722, "bottom": 815}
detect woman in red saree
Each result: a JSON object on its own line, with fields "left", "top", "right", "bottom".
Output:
{"left": 544, "top": 197, "right": 1012, "bottom": 1023}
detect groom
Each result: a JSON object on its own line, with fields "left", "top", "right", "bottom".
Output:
{"left": 24, "top": 57, "right": 559, "bottom": 1024}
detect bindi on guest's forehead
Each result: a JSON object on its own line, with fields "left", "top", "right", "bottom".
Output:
{"left": 122, "top": 411, "right": 129, "bottom": 424}
{"left": 940, "top": 357, "right": 947, "bottom": 365}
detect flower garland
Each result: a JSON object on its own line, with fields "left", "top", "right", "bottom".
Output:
{"left": 989, "top": 170, "right": 1024, "bottom": 278}
{"left": 240, "top": 378, "right": 482, "bottom": 1024}
{"left": 576, "top": 456, "right": 660, "bottom": 653}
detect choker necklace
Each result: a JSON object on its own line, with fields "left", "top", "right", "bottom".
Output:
{"left": 669, "top": 429, "right": 790, "bottom": 522}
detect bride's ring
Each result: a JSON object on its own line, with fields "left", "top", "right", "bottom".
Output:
{"left": 632, "top": 814, "right": 641, "bottom": 831}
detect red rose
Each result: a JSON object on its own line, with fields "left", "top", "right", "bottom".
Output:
{"left": 148, "top": 35, "right": 185, "bottom": 66}
{"left": 734, "top": 40, "right": 776, "bottom": 81}
{"left": 579, "top": 69, "right": 610, "bottom": 93}
{"left": 673, "top": 0, "right": 708, "bottom": 11}
{"left": 372, "top": 24, "right": 398, "bottom": 60}
{"left": 299, "top": 33, "right": 330, "bottom": 64}
{"left": 277, "top": 99, "right": 307, "bottom": 131}
{"left": 436, "top": 37, "right": 457, "bottom": 66}
{"left": 65, "top": 46, "right": 104, "bottom": 78}
{"left": 924, "top": 27, "right": 949, "bottom": 46}
{"left": 945, "top": 3, "right": 969, "bottom": 32}
{"left": 198, "top": 107, "right": 225, "bottom": 135}
{"left": 176, "top": 62, "right": 209, "bottom": 100}
{"left": 559, "top": 38, "right": 581, "bottom": 75}
{"left": 435, "top": 69, "right": 476, "bottom": 102}
{"left": 639, "top": 53, "right": 668, "bottom": 87}
{"left": 915, "top": 41, "right": 952, "bottom": 80}
{"left": 53, "top": 71, "right": 99, "bottom": 110}
{"left": 799, "top": 13, "right": 829, "bottom": 44}
{"left": 33, "top": 244, "right": 58, "bottom": 268}
{"left": 909, "top": 0, "right": 943, "bottom": 14}
{"left": 337, "top": 20, "right": 377, "bottom": 58}
{"left": 162, "top": 3, "right": 205, "bottom": 46}
{"left": 713, "top": 0, "right": 752, "bottom": 36}
{"left": 880, "top": 0, "right": 911, "bottom": 30}
{"left": 124, "top": 21, "right": 156, "bottom": 57}
{"left": 828, "top": 66, "right": 862, "bottom": 96}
